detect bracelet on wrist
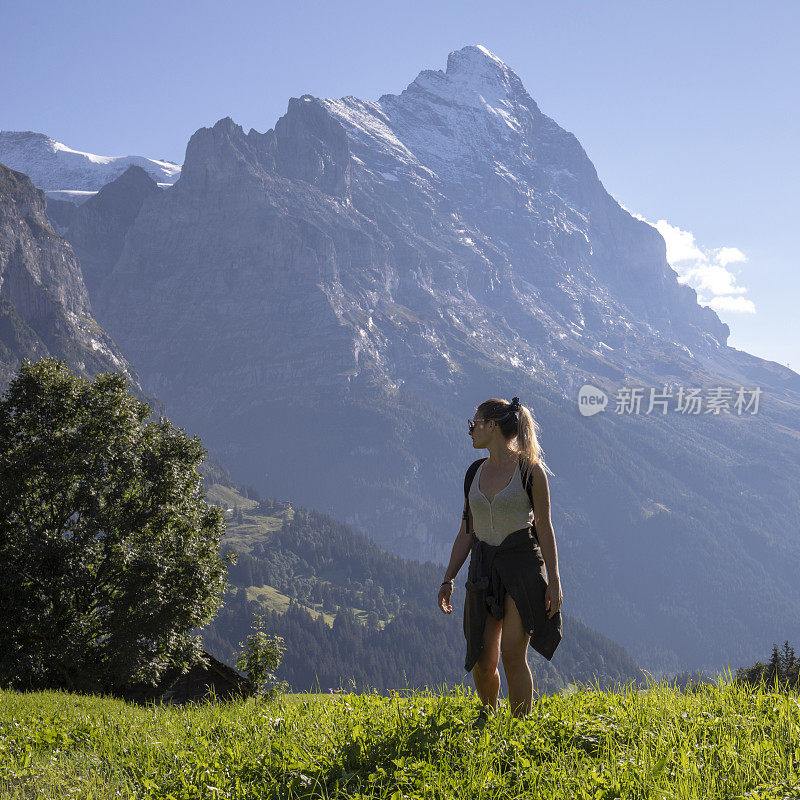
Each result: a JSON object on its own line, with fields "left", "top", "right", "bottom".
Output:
{"left": 441, "top": 579, "right": 454, "bottom": 586}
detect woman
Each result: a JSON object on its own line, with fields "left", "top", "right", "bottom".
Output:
{"left": 437, "top": 396, "right": 563, "bottom": 719}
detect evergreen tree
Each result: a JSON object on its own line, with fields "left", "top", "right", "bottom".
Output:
{"left": 769, "top": 643, "right": 782, "bottom": 683}
{"left": 781, "top": 640, "right": 796, "bottom": 678}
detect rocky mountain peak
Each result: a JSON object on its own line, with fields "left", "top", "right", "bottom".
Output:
{"left": 190, "top": 116, "right": 248, "bottom": 150}
{"left": 178, "top": 116, "right": 266, "bottom": 190}
{"left": 59, "top": 165, "right": 161, "bottom": 295}
{"left": 444, "top": 44, "right": 531, "bottom": 104}
{"left": 361, "top": 45, "right": 551, "bottom": 184}
{"left": 96, "top": 164, "right": 159, "bottom": 200}
{"left": 272, "top": 96, "right": 352, "bottom": 199}
{"left": 446, "top": 43, "right": 507, "bottom": 74}
{"left": 180, "top": 100, "right": 352, "bottom": 200}
{"left": 382, "top": 45, "right": 532, "bottom": 113}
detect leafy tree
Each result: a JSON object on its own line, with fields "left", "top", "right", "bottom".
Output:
{"left": 234, "top": 613, "right": 288, "bottom": 698}
{"left": 0, "top": 358, "right": 230, "bottom": 693}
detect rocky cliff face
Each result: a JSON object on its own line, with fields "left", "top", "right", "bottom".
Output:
{"left": 60, "top": 165, "right": 162, "bottom": 296}
{"left": 0, "top": 163, "right": 139, "bottom": 389}
{"left": 321, "top": 45, "right": 730, "bottom": 352}
{"left": 52, "top": 45, "right": 800, "bottom": 676}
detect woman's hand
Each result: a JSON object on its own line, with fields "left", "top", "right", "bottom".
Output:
{"left": 438, "top": 582, "right": 453, "bottom": 614}
{"left": 545, "top": 576, "right": 562, "bottom": 618}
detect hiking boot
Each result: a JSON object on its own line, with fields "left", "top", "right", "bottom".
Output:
{"left": 472, "top": 704, "right": 496, "bottom": 730}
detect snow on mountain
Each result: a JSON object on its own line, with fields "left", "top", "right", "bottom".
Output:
{"left": 0, "top": 131, "right": 181, "bottom": 201}
{"left": 319, "top": 44, "right": 729, "bottom": 378}
{"left": 321, "top": 45, "right": 572, "bottom": 185}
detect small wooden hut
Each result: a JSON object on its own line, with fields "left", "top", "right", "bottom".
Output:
{"left": 122, "top": 651, "right": 254, "bottom": 704}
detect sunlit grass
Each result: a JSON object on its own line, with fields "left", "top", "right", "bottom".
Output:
{"left": 2, "top": 673, "right": 800, "bottom": 799}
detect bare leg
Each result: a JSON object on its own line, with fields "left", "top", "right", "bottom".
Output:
{"left": 500, "top": 593, "right": 533, "bottom": 717}
{"left": 472, "top": 612, "right": 502, "bottom": 710}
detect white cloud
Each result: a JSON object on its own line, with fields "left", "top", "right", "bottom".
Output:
{"left": 677, "top": 261, "right": 747, "bottom": 297}
{"left": 715, "top": 246, "right": 747, "bottom": 267}
{"left": 627, "top": 211, "right": 755, "bottom": 314}
{"left": 707, "top": 295, "right": 757, "bottom": 313}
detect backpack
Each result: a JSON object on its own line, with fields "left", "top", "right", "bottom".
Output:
{"left": 463, "top": 456, "right": 538, "bottom": 542}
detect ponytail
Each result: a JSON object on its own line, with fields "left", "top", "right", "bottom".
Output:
{"left": 476, "top": 396, "right": 554, "bottom": 484}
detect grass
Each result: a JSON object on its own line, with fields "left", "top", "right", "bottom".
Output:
{"left": 245, "top": 584, "right": 295, "bottom": 613}
{"left": 205, "top": 484, "right": 260, "bottom": 512}
{"left": 204, "top": 484, "right": 293, "bottom": 556}
{"left": 244, "top": 584, "right": 338, "bottom": 627}
{"left": 242, "top": 583, "right": 384, "bottom": 630}
{"left": 2, "top": 675, "right": 800, "bottom": 799}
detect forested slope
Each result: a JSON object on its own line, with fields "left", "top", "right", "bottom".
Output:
{"left": 201, "top": 482, "right": 642, "bottom": 695}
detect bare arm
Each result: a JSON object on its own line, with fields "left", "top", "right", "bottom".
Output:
{"left": 443, "top": 498, "right": 473, "bottom": 582}
{"left": 438, "top": 499, "right": 473, "bottom": 614}
{"left": 531, "top": 462, "right": 561, "bottom": 584}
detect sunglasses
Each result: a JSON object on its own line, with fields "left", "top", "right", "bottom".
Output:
{"left": 468, "top": 418, "right": 493, "bottom": 434}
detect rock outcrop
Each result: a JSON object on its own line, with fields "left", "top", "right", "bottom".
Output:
{"left": 0, "top": 162, "right": 139, "bottom": 389}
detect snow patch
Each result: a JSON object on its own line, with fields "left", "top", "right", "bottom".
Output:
{"left": 0, "top": 130, "right": 182, "bottom": 191}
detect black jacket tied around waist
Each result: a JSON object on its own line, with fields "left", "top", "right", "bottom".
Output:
{"left": 463, "top": 526, "right": 563, "bottom": 672}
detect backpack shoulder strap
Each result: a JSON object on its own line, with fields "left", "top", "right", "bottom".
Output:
{"left": 521, "top": 458, "right": 535, "bottom": 512}
{"left": 463, "top": 458, "right": 486, "bottom": 537}
{"left": 520, "top": 458, "right": 541, "bottom": 543}
{"left": 464, "top": 458, "right": 486, "bottom": 499}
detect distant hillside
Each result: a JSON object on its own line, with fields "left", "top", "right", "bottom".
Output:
{"left": 201, "top": 481, "right": 643, "bottom": 695}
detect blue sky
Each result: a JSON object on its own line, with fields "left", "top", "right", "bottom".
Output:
{"left": 3, "top": 0, "right": 798, "bottom": 369}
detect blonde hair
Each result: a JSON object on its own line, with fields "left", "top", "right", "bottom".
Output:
{"left": 476, "top": 396, "right": 554, "bottom": 483}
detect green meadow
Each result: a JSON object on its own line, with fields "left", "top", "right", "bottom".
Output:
{"left": 2, "top": 676, "right": 800, "bottom": 799}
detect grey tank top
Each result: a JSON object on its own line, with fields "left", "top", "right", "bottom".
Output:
{"left": 468, "top": 460, "right": 533, "bottom": 546}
